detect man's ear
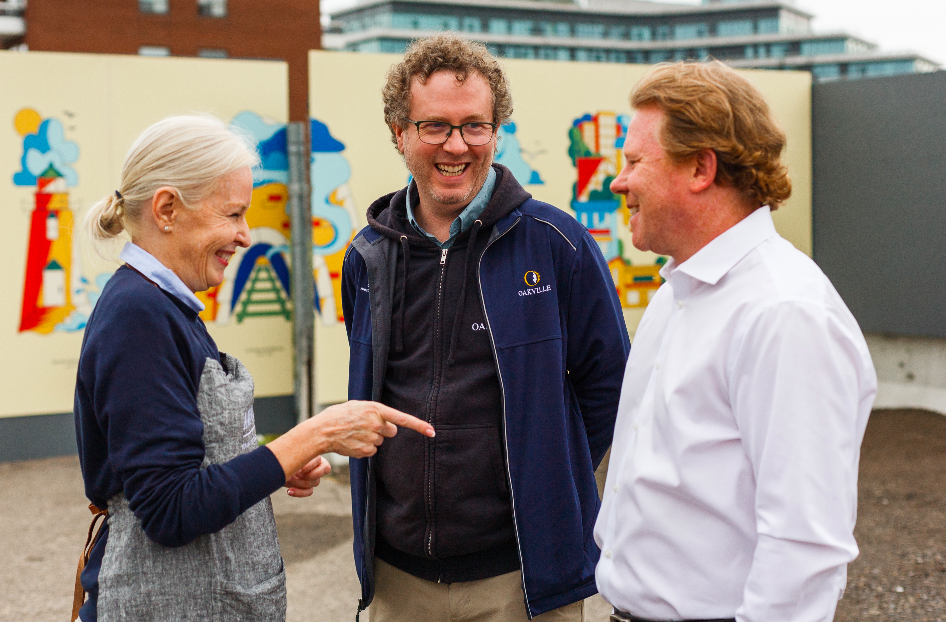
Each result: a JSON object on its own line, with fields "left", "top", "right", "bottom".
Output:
{"left": 394, "top": 124, "right": 405, "bottom": 153}
{"left": 690, "top": 148, "right": 717, "bottom": 194}
{"left": 151, "top": 187, "right": 178, "bottom": 230}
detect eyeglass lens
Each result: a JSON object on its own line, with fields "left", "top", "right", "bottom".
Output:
{"left": 417, "top": 122, "right": 494, "bottom": 146}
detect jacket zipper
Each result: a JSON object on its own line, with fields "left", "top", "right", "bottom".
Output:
{"left": 476, "top": 218, "right": 533, "bottom": 617}
{"left": 424, "top": 247, "right": 449, "bottom": 563}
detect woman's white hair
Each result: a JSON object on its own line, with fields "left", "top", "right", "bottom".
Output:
{"left": 85, "top": 114, "right": 259, "bottom": 245}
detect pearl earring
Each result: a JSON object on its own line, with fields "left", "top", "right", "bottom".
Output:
{"left": 164, "top": 226, "right": 171, "bottom": 232}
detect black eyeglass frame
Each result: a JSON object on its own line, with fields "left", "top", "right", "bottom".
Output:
{"left": 405, "top": 119, "right": 499, "bottom": 146}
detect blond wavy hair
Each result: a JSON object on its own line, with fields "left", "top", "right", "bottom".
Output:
{"left": 84, "top": 114, "right": 259, "bottom": 246}
{"left": 382, "top": 34, "right": 514, "bottom": 148}
{"left": 632, "top": 61, "right": 792, "bottom": 209}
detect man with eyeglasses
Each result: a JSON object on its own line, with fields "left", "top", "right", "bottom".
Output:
{"left": 342, "top": 34, "right": 630, "bottom": 622}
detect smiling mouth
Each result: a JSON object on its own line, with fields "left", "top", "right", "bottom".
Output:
{"left": 628, "top": 206, "right": 640, "bottom": 216}
{"left": 437, "top": 163, "right": 468, "bottom": 177}
{"left": 216, "top": 251, "right": 234, "bottom": 265}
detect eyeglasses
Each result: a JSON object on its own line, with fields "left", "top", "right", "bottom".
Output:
{"left": 406, "top": 119, "right": 498, "bottom": 146}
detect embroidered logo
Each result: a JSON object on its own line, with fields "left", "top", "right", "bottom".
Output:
{"left": 519, "top": 270, "right": 551, "bottom": 297}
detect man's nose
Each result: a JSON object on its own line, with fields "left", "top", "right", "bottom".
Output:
{"left": 610, "top": 171, "right": 627, "bottom": 194}
{"left": 442, "top": 128, "right": 469, "bottom": 153}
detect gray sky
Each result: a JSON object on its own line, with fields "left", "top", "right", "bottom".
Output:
{"left": 322, "top": 0, "right": 946, "bottom": 67}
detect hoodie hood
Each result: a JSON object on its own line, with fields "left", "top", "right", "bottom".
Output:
{"left": 362, "top": 163, "right": 532, "bottom": 362}
{"left": 365, "top": 164, "right": 531, "bottom": 244}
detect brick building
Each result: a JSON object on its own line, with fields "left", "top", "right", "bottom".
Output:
{"left": 3, "top": 0, "right": 320, "bottom": 121}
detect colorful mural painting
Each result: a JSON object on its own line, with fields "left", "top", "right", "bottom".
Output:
{"left": 569, "top": 111, "right": 663, "bottom": 309}
{"left": 203, "top": 111, "right": 294, "bottom": 326}
{"left": 209, "top": 114, "right": 360, "bottom": 327}
{"left": 12, "top": 108, "right": 108, "bottom": 334}
{"left": 310, "top": 118, "right": 358, "bottom": 325}
{"left": 496, "top": 121, "right": 544, "bottom": 186}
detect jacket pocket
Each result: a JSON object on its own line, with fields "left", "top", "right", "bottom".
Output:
{"left": 430, "top": 424, "right": 516, "bottom": 557}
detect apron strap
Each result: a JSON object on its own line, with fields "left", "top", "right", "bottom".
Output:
{"left": 72, "top": 503, "right": 108, "bottom": 621}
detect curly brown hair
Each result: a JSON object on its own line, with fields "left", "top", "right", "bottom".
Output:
{"left": 631, "top": 61, "right": 792, "bottom": 209}
{"left": 382, "top": 34, "right": 514, "bottom": 148}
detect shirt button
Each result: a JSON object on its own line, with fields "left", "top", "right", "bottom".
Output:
{"left": 676, "top": 300, "right": 684, "bottom": 309}
{"left": 604, "top": 550, "right": 612, "bottom": 559}
{"left": 633, "top": 422, "right": 639, "bottom": 431}
{"left": 612, "top": 484, "right": 618, "bottom": 493}
{"left": 655, "top": 362, "right": 660, "bottom": 370}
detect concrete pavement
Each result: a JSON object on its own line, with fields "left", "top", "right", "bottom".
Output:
{"left": 0, "top": 455, "right": 610, "bottom": 621}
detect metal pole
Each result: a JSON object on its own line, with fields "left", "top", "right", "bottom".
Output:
{"left": 288, "top": 121, "right": 314, "bottom": 424}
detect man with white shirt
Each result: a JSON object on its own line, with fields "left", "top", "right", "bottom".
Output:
{"left": 594, "top": 61, "right": 877, "bottom": 622}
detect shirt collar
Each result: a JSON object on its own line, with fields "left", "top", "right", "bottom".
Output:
{"left": 405, "top": 166, "right": 497, "bottom": 249}
{"left": 660, "top": 206, "right": 778, "bottom": 286}
{"left": 119, "top": 242, "right": 206, "bottom": 313}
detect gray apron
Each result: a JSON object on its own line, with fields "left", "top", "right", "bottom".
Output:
{"left": 98, "top": 354, "right": 287, "bottom": 621}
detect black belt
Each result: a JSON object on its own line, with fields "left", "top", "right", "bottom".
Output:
{"left": 611, "top": 611, "right": 735, "bottom": 622}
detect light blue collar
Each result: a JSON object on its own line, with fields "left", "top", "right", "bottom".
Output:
{"left": 119, "top": 242, "right": 206, "bottom": 313}
{"left": 405, "top": 166, "right": 497, "bottom": 249}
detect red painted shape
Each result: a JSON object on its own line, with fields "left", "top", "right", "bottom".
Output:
{"left": 19, "top": 208, "right": 54, "bottom": 332}
{"left": 576, "top": 157, "right": 603, "bottom": 199}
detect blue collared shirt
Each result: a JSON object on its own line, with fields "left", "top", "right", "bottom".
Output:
{"left": 119, "top": 242, "right": 206, "bottom": 313}
{"left": 405, "top": 166, "right": 497, "bottom": 249}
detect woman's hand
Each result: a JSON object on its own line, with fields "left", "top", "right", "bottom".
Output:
{"left": 266, "top": 401, "right": 434, "bottom": 483}
{"left": 312, "top": 401, "right": 434, "bottom": 458}
{"left": 285, "top": 456, "right": 332, "bottom": 498}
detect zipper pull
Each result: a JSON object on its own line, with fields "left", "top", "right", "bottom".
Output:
{"left": 440, "top": 249, "right": 448, "bottom": 265}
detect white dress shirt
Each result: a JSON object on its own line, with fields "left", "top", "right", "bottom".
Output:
{"left": 594, "top": 207, "right": 877, "bottom": 622}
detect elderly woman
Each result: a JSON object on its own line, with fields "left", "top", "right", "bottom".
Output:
{"left": 72, "top": 115, "right": 432, "bottom": 622}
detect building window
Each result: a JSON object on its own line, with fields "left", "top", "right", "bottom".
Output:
{"left": 649, "top": 50, "right": 670, "bottom": 63}
{"left": 461, "top": 17, "right": 481, "bottom": 33}
{"left": 138, "top": 45, "right": 170, "bottom": 56}
{"left": 574, "top": 23, "right": 605, "bottom": 39}
{"left": 488, "top": 19, "right": 509, "bottom": 35}
{"left": 607, "top": 25, "right": 626, "bottom": 40}
{"left": 770, "top": 43, "right": 788, "bottom": 58}
{"left": 380, "top": 40, "right": 409, "bottom": 54}
{"left": 351, "top": 40, "right": 381, "bottom": 53}
{"left": 607, "top": 50, "right": 627, "bottom": 63}
{"left": 812, "top": 64, "right": 841, "bottom": 81}
{"left": 696, "top": 47, "right": 710, "bottom": 60}
{"left": 800, "top": 39, "right": 847, "bottom": 56}
{"left": 417, "top": 15, "right": 456, "bottom": 30}
{"left": 629, "top": 26, "right": 651, "bottom": 41}
{"left": 717, "top": 20, "right": 753, "bottom": 37}
{"left": 392, "top": 14, "right": 419, "bottom": 29}
{"left": 757, "top": 18, "right": 780, "bottom": 34}
{"left": 575, "top": 48, "right": 607, "bottom": 62}
{"left": 505, "top": 45, "right": 536, "bottom": 59}
{"left": 655, "top": 25, "right": 671, "bottom": 41}
{"left": 198, "top": 0, "right": 227, "bottom": 17}
{"left": 198, "top": 48, "right": 227, "bottom": 58}
{"left": 862, "top": 60, "right": 915, "bottom": 78}
{"left": 511, "top": 20, "right": 534, "bottom": 36}
{"left": 139, "top": 0, "right": 168, "bottom": 14}
{"left": 674, "top": 23, "right": 708, "bottom": 40}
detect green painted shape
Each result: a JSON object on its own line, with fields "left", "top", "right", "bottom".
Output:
{"left": 235, "top": 261, "right": 292, "bottom": 323}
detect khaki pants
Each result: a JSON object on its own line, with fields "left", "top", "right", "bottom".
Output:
{"left": 370, "top": 559, "right": 584, "bottom": 622}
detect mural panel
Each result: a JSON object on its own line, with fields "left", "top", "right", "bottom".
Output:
{"left": 0, "top": 51, "right": 290, "bottom": 418}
